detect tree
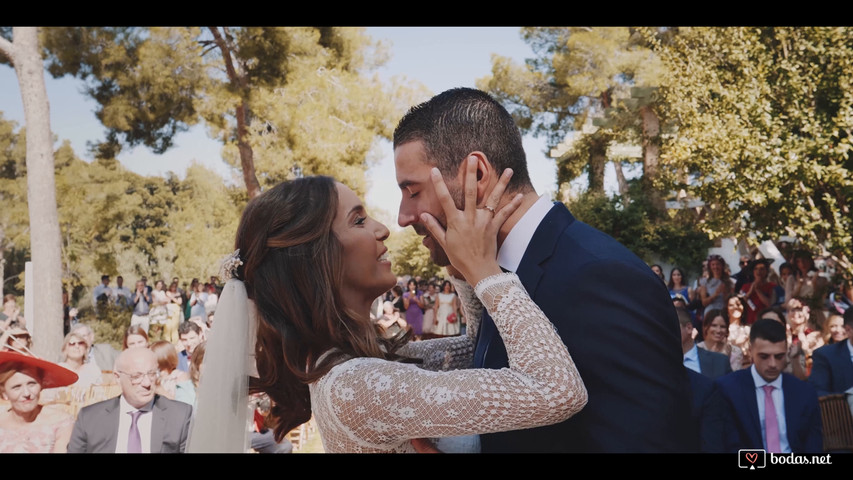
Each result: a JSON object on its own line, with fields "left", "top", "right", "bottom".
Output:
{"left": 42, "top": 27, "right": 415, "bottom": 199}
{"left": 386, "top": 227, "right": 441, "bottom": 279}
{"left": 0, "top": 114, "right": 28, "bottom": 299}
{"left": 648, "top": 27, "right": 853, "bottom": 276}
{"left": 479, "top": 27, "right": 665, "bottom": 198}
{"left": 479, "top": 27, "right": 710, "bottom": 268}
{"left": 0, "top": 27, "right": 64, "bottom": 357}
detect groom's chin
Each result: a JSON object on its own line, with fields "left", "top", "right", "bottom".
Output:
{"left": 420, "top": 234, "right": 450, "bottom": 267}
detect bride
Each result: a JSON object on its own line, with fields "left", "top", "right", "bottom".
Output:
{"left": 189, "top": 160, "right": 587, "bottom": 453}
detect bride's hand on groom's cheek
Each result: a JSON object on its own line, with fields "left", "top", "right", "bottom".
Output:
{"left": 420, "top": 157, "right": 522, "bottom": 286}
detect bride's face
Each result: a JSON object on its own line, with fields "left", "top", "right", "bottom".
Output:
{"left": 332, "top": 183, "right": 395, "bottom": 305}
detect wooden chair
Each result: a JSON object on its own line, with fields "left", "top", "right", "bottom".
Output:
{"left": 818, "top": 394, "right": 853, "bottom": 452}
{"left": 286, "top": 423, "right": 305, "bottom": 451}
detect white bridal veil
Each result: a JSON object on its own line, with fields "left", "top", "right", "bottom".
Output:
{"left": 186, "top": 277, "right": 257, "bottom": 453}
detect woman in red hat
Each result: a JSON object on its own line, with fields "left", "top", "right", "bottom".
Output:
{"left": 0, "top": 351, "right": 78, "bottom": 452}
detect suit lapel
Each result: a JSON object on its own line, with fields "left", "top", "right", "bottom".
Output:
{"left": 474, "top": 203, "right": 572, "bottom": 368}
{"left": 104, "top": 397, "right": 121, "bottom": 453}
{"left": 835, "top": 341, "right": 853, "bottom": 389}
{"left": 150, "top": 395, "right": 165, "bottom": 453}
{"left": 515, "top": 203, "right": 572, "bottom": 296}
{"left": 738, "top": 370, "right": 764, "bottom": 447}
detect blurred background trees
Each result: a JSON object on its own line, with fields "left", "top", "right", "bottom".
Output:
{"left": 2, "top": 26, "right": 852, "bottom": 336}
{"left": 479, "top": 26, "right": 853, "bottom": 278}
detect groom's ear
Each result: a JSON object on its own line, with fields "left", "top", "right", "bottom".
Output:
{"left": 466, "top": 152, "right": 494, "bottom": 206}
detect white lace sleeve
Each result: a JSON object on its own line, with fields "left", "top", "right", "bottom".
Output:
{"left": 309, "top": 272, "right": 587, "bottom": 453}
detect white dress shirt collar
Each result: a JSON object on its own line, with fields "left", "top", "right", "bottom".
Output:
{"left": 750, "top": 364, "right": 783, "bottom": 390}
{"left": 497, "top": 195, "right": 554, "bottom": 273}
{"left": 683, "top": 344, "right": 701, "bottom": 373}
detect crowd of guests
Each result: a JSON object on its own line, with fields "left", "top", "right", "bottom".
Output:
{"left": 658, "top": 245, "right": 849, "bottom": 378}
{"left": 658, "top": 242, "right": 853, "bottom": 453}
{"left": 0, "top": 271, "right": 292, "bottom": 453}
{"left": 371, "top": 274, "right": 465, "bottom": 341}
{"left": 1, "top": 241, "right": 851, "bottom": 454}
{"left": 80, "top": 274, "right": 222, "bottom": 342}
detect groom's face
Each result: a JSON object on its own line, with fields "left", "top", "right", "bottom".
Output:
{"left": 395, "top": 140, "right": 463, "bottom": 267}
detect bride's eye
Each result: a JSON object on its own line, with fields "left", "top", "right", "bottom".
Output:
{"left": 354, "top": 216, "right": 366, "bottom": 226}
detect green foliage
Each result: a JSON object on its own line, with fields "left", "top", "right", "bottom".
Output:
{"left": 386, "top": 227, "right": 441, "bottom": 280}
{"left": 479, "top": 27, "right": 663, "bottom": 194}
{"left": 0, "top": 115, "right": 244, "bottom": 307}
{"left": 567, "top": 181, "right": 712, "bottom": 278}
{"left": 0, "top": 114, "right": 29, "bottom": 295}
{"left": 42, "top": 27, "right": 206, "bottom": 156}
{"left": 41, "top": 27, "right": 414, "bottom": 198}
{"left": 647, "top": 27, "right": 853, "bottom": 275}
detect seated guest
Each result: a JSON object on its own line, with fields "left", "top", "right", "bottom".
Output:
{"left": 70, "top": 323, "right": 119, "bottom": 372}
{"left": 376, "top": 301, "right": 408, "bottom": 340}
{"left": 150, "top": 340, "right": 195, "bottom": 407}
{"left": 809, "top": 308, "right": 853, "bottom": 397}
{"left": 0, "top": 351, "right": 78, "bottom": 453}
{"left": 756, "top": 306, "right": 810, "bottom": 381}
{"left": 697, "top": 309, "right": 744, "bottom": 372}
{"left": 715, "top": 318, "right": 823, "bottom": 453}
{"left": 679, "top": 308, "right": 732, "bottom": 379}
{"left": 822, "top": 313, "right": 849, "bottom": 346}
{"left": 249, "top": 393, "right": 293, "bottom": 453}
{"left": 123, "top": 326, "right": 149, "bottom": 350}
{"left": 42, "top": 332, "right": 103, "bottom": 403}
{"left": 177, "top": 321, "right": 203, "bottom": 373}
{"left": 67, "top": 347, "right": 193, "bottom": 453}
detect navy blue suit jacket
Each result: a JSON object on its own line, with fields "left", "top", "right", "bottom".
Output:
{"left": 715, "top": 369, "right": 822, "bottom": 453}
{"left": 473, "top": 203, "right": 694, "bottom": 452}
{"left": 687, "top": 368, "right": 738, "bottom": 453}
{"left": 809, "top": 340, "right": 853, "bottom": 397}
{"left": 697, "top": 347, "right": 733, "bottom": 379}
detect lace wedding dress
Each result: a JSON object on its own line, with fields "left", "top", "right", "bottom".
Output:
{"left": 310, "top": 272, "right": 587, "bottom": 453}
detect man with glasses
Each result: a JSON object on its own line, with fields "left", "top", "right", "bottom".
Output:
{"left": 68, "top": 347, "right": 192, "bottom": 453}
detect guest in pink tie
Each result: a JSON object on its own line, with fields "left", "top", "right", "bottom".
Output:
{"left": 67, "top": 348, "right": 192, "bottom": 453}
{"left": 714, "top": 318, "right": 823, "bottom": 453}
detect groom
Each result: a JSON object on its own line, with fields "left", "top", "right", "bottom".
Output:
{"left": 394, "top": 88, "right": 694, "bottom": 452}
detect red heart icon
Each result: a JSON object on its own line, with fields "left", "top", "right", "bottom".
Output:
{"left": 745, "top": 452, "right": 758, "bottom": 464}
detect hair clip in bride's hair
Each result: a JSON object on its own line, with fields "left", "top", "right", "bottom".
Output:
{"left": 220, "top": 249, "right": 244, "bottom": 281}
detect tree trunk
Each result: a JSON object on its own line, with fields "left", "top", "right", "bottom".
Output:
{"left": 588, "top": 136, "right": 607, "bottom": 195}
{"left": 0, "top": 28, "right": 65, "bottom": 358}
{"left": 640, "top": 105, "right": 664, "bottom": 213}
{"left": 612, "top": 160, "right": 630, "bottom": 200}
{"left": 208, "top": 27, "right": 262, "bottom": 199}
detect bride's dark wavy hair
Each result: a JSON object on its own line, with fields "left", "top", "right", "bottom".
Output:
{"left": 234, "top": 176, "right": 412, "bottom": 441}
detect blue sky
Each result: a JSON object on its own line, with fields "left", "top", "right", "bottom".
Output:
{"left": 0, "top": 27, "right": 557, "bottom": 227}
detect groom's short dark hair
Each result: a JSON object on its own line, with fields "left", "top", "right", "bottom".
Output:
{"left": 393, "top": 87, "right": 532, "bottom": 193}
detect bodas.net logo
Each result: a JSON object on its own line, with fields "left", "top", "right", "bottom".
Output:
{"left": 739, "top": 449, "right": 766, "bottom": 469}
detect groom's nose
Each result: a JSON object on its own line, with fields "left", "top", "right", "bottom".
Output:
{"left": 398, "top": 200, "right": 418, "bottom": 228}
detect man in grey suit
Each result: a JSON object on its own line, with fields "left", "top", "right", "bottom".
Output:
{"left": 68, "top": 347, "right": 192, "bottom": 453}
{"left": 679, "top": 308, "right": 732, "bottom": 379}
